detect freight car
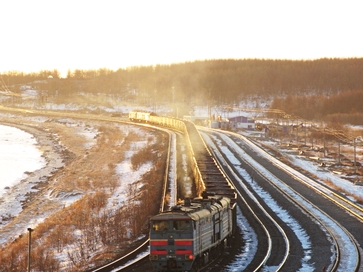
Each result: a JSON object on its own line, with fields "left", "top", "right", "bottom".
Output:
{"left": 129, "top": 110, "right": 186, "bottom": 132}
{"left": 149, "top": 192, "right": 235, "bottom": 272}
{"left": 128, "top": 109, "right": 236, "bottom": 201}
{"left": 129, "top": 110, "right": 156, "bottom": 122}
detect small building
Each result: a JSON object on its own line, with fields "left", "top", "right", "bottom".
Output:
{"left": 209, "top": 120, "right": 229, "bottom": 129}
{"left": 228, "top": 116, "right": 255, "bottom": 130}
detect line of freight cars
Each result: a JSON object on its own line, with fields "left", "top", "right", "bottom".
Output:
{"left": 129, "top": 110, "right": 237, "bottom": 272}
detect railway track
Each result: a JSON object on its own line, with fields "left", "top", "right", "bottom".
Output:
{"left": 202, "top": 131, "right": 292, "bottom": 271}
{"left": 201, "top": 128, "right": 362, "bottom": 271}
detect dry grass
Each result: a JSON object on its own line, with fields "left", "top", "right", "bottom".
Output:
{"left": 264, "top": 134, "right": 363, "bottom": 207}
{"left": 322, "top": 178, "right": 363, "bottom": 205}
{"left": 0, "top": 117, "right": 167, "bottom": 272}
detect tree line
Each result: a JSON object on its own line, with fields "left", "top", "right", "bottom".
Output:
{"left": 2, "top": 58, "right": 363, "bottom": 124}
{"left": 271, "top": 89, "right": 363, "bottom": 125}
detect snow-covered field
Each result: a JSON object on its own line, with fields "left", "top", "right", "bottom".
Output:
{"left": 0, "top": 113, "right": 161, "bottom": 270}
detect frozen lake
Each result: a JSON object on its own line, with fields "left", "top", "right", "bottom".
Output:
{"left": 0, "top": 124, "right": 45, "bottom": 197}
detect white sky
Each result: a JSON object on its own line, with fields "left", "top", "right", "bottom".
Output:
{"left": 1, "top": 0, "right": 363, "bottom": 76}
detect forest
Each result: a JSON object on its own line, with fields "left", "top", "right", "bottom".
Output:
{"left": 1, "top": 58, "right": 363, "bottom": 125}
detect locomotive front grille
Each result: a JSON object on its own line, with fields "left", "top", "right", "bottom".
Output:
{"left": 167, "top": 259, "right": 177, "bottom": 269}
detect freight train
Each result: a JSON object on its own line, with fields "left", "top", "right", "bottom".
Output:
{"left": 129, "top": 110, "right": 237, "bottom": 271}
{"left": 129, "top": 110, "right": 186, "bottom": 132}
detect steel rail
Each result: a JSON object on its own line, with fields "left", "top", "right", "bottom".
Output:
{"left": 201, "top": 131, "right": 288, "bottom": 271}
{"left": 219, "top": 130, "right": 361, "bottom": 271}
{"left": 233, "top": 130, "right": 363, "bottom": 222}
{"left": 214, "top": 131, "right": 340, "bottom": 271}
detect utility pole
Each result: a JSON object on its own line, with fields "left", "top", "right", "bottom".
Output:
{"left": 304, "top": 123, "right": 307, "bottom": 146}
{"left": 27, "top": 228, "right": 33, "bottom": 272}
{"left": 354, "top": 138, "right": 357, "bottom": 174}
{"left": 338, "top": 140, "right": 341, "bottom": 164}
{"left": 323, "top": 128, "right": 326, "bottom": 157}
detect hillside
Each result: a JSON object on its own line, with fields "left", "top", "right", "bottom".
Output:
{"left": 2, "top": 58, "right": 363, "bottom": 125}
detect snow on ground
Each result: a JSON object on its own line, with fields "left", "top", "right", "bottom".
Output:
{"left": 0, "top": 116, "right": 100, "bottom": 226}
{"left": 243, "top": 134, "right": 363, "bottom": 201}
{"left": 54, "top": 127, "right": 157, "bottom": 271}
{"left": 107, "top": 126, "right": 155, "bottom": 209}
{"left": 0, "top": 116, "right": 176, "bottom": 269}
{"left": 0, "top": 124, "right": 45, "bottom": 197}
{"left": 0, "top": 124, "right": 48, "bottom": 242}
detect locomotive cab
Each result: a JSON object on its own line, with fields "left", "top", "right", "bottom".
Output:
{"left": 149, "top": 214, "right": 195, "bottom": 271}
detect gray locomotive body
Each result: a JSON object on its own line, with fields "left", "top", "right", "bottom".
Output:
{"left": 149, "top": 195, "right": 234, "bottom": 271}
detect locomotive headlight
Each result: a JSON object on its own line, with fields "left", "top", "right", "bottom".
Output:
{"left": 149, "top": 255, "right": 158, "bottom": 260}
{"left": 186, "top": 254, "right": 194, "bottom": 260}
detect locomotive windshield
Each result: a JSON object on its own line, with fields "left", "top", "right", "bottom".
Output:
{"left": 173, "top": 220, "right": 191, "bottom": 231}
{"left": 151, "top": 220, "right": 191, "bottom": 231}
{"left": 152, "top": 220, "right": 169, "bottom": 231}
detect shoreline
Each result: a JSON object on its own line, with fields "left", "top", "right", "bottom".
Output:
{"left": 0, "top": 121, "right": 65, "bottom": 245}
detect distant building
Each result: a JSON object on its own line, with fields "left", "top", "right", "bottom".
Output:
{"left": 209, "top": 120, "right": 229, "bottom": 129}
{"left": 184, "top": 115, "right": 255, "bottom": 130}
{"left": 228, "top": 116, "right": 255, "bottom": 130}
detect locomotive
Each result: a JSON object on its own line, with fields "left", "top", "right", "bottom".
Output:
{"left": 149, "top": 192, "right": 235, "bottom": 272}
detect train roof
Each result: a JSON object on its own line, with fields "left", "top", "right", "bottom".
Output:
{"left": 129, "top": 110, "right": 157, "bottom": 115}
{"left": 150, "top": 196, "right": 231, "bottom": 221}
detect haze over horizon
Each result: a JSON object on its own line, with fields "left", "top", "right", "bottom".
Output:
{"left": 1, "top": 0, "right": 363, "bottom": 76}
